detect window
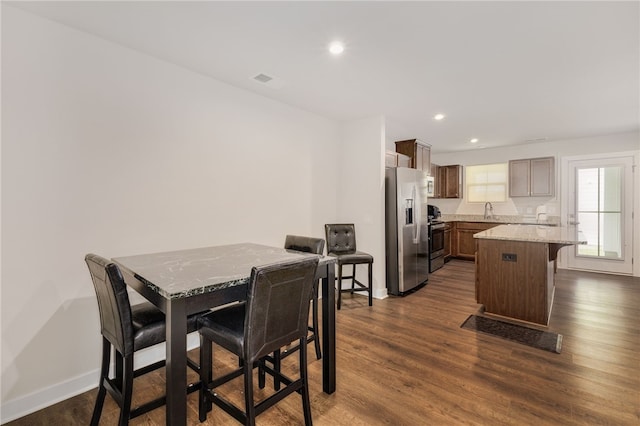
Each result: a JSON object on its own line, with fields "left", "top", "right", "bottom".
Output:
{"left": 466, "top": 163, "right": 508, "bottom": 202}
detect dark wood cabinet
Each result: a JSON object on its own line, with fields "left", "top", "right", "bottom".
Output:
{"left": 395, "top": 139, "right": 431, "bottom": 174}
{"left": 509, "top": 156, "right": 555, "bottom": 197}
{"left": 453, "top": 222, "right": 499, "bottom": 261}
{"left": 431, "top": 164, "right": 462, "bottom": 199}
{"left": 443, "top": 222, "right": 452, "bottom": 260}
{"left": 476, "top": 238, "right": 555, "bottom": 325}
{"left": 443, "top": 165, "right": 462, "bottom": 198}
{"left": 431, "top": 164, "right": 442, "bottom": 198}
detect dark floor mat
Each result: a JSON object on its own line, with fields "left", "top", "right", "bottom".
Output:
{"left": 461, "top": 315, "right": 562, "bottom": 354}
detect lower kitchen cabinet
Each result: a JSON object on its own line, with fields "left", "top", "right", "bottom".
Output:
{"left": 453, "top": 222, "right": 499, "bottom": 261}
{"left": 443, "top": 222, "right": 452, "bottom": 261}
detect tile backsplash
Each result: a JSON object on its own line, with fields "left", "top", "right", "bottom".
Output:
{"left": 427, "top": 197, "right": 558, "bottom": 219}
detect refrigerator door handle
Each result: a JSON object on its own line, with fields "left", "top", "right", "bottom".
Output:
{"left": 412, "top": 184, "right": 419, "bottom": 244}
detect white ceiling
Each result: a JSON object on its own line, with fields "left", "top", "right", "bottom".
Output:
{"left": 8, "top": 1, "right": 639, "bottom": 153}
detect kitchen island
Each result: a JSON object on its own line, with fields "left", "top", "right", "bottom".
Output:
{"left": 474, "top": 225, "right": 585, "bottom": 326}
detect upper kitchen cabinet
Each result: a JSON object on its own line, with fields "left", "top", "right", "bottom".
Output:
{"left": 433, "top": 164, "right": 463, "bottom": 199}
{"left": 430, "top": 164, "right": 442, "bottom": 198}
{"left": 443, "top": 165, "right": 463, "bottom": 198}
{"left": 509, "top": 157, "right": 555, "bottom": 197}
{"left": 395, "top": 139, "right": 431, "bottom": 174}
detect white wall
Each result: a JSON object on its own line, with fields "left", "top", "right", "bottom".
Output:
{"left": 1, "top": 6, "right": 341, "bottom": 421}
{"left": 336, "top": 116, "right": 387, "bottom": 299}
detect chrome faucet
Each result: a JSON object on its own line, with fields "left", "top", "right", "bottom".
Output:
{"left": 484, "top": 202, "right": 494, "bottom": 219}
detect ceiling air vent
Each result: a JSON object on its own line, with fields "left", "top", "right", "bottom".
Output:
{"left": 253, "top": 73, "right": 273, "bottom": 83}
{"left": 250, "top": 73, "right": 284, "bottom": 89}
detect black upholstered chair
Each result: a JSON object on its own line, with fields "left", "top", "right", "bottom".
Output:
{"left": 198, "top": 258, "right": 319, "bottom": 426}
{"left": 324, "top": 223, "right": 373, "bottom": 309}
{"left": 283, "top": 234, "right": 324, "bottom": 360}
{"left": 85, "top": 253, "right": 202, "bottom": 425}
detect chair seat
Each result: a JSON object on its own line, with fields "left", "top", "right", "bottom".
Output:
{"left": 329, "top": 251, "right": 373, "bottom": 265}
{"left": 131, "top": 302, "right": 204, "bottom": 351}
{"left": 198, "top": 304, "right": 246, "bottom": 355}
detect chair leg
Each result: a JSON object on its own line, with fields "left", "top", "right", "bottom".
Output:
{"left": 199, "top": 334, "right": 212, "bottom": 422}
{"left": 311, "top": 287, "right": 322, "bottom": 360}
{"left": 273, "top": 349, "right": 281, "bottom": 391}
{"left": 368, "top": 262, "right": 373, "bottom": 306}
{"left": 337, "top": 264, "right": 343, "bottom": 310}
{"left": 119, "top": 355, "right": 134, "bottom": 426}
{"left": 114, "top": 351, "right": 124, "bottom": 391}
{"left": 299, "top": 338, "right": 313, "bottom": 426}
{"left": 90, "top": 338, "right": 111, "bottom": 426}
{"left": 351, "top": 264, "right": 356, "bottom": 293}
{"left": 258, "top": 358, "right": 266, "bottom": 389}
{"left": 243, "top": 361, "right": 256, "bottom": 426}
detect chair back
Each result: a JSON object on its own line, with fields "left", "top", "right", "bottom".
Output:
{"left": 325, "top": 223, "right": 357, "bottom": 255}
{"left": 284, "top": 235, "right": 325, "bottom": 255}
{"left": 244, "top": 258, "right": 319, "bottom": 363}
{"left": 85, "top": 253, "right": 134, "bottom": 357}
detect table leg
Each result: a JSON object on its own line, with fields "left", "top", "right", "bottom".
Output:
{"left": 321, "top": 263, "right": 336, "bottom": 393}
{"left": 166, "top": 298, "right": 188, "bottom": 426}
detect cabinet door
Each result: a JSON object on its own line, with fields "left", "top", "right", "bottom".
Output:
{"left": 421, "top": 145, "right": 431, "bottom": 174}
{"left": 454, "top": 222, "right": 498, "bottom": 260}
{"left": 444, "top": 165, "right": 462, "bottom": 198}
{"left": 509, "top": 159, "right": 531, "bottom": 197}
{"left": 530, "top": 157, "right": 554, "bottom": 196}
{"left": 456, "top": 229, "right": 477, "bottom": 260}
{"left": 437, "top": 166, "right": 447, "bottom": 198}
{"left": 430, "top": 163, "right": 438, "bottom": 178}
{"left": 431, "top": 164, "right": 440, "bottom": 198}
{"left": 443, "top": 226, "right": 452, "bottom": 259}
{"left": 415, "top": 144, "right": 424, "bottom": 170}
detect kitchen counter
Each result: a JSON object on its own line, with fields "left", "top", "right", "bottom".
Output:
{"left": 473, "top": 225, "right": 585, "bottom": 326}
{"left": 474, "top": 224, "right": 586, "bottom": 245}
{"left": 441, "top": 214, "right": 559, "bottom": 226}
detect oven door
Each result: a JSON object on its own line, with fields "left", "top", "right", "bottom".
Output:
{"left": 429, "top": 222, "right": 445, "bottom": 258}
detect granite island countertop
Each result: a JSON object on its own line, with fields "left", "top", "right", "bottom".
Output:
{"left": 473, "top": 224, "right": 586, "bottom": 245}
{"left": 441, "top": 214, "right": 559, "bottom": 226}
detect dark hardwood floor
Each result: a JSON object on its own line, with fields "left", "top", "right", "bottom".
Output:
{"left": 7, "top": 260, "right": 639, "bottom": 425}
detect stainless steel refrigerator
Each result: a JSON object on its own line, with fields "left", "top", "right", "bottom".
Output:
{"left": 385, "top": 167, "right": 431, "bottom": 295}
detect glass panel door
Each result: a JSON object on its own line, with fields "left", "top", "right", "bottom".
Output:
{"left": 576, "top": 166, "right": 622, "bottom": 259}
{"left": 566, "top": 155, "right": 633, "bottom": 275}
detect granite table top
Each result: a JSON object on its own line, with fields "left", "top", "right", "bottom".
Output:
{"left": 473, "top": 224, "right": 587, "bottom": 245}
{"left": 113, "top": 243, "right": 334, "bottom": 299}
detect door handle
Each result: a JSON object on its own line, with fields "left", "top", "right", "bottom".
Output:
{"left": 568, "top": 221, "right": 580, "bottom": 225}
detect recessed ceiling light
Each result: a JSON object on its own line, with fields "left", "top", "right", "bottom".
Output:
{"left": 433, "top": 113, "right": 445, "bottom": 121}
{"left": 329, "top": 41, "right": 344, "bottom": 55}
{"left": 470, "top": 138, "right": 479, "bottom": 143}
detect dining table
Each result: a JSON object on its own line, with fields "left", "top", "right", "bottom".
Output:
{"left": 112, "top": 242, "right": 337, "bottom": 426}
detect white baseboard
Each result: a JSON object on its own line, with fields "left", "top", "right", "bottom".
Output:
{"left": 1, "top": 334, "right": 200, "bottom": 424}
{"left": 1, "top": 367, "right": 99, "bottom": 424}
